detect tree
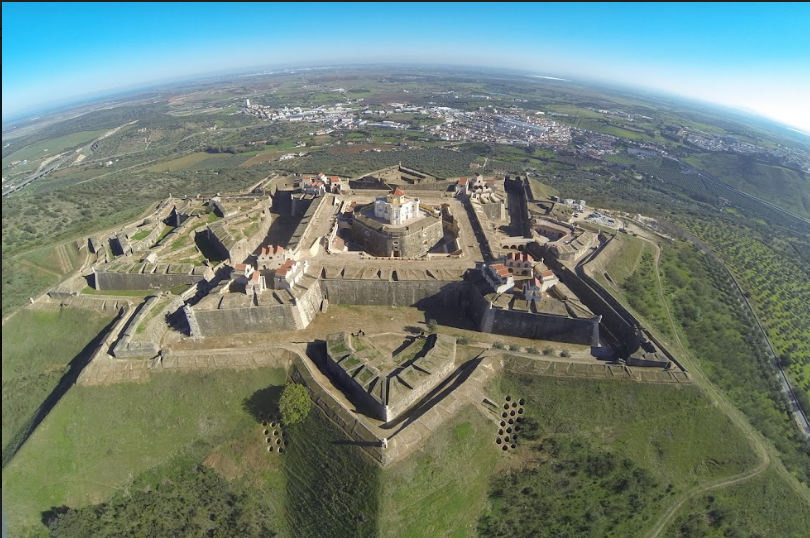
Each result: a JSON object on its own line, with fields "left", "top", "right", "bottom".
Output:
{"left": 279, "top": 383, "right": 311, "bottom": 425}
{"left": 426, "top": 319, "right": 438, "bottom": 333}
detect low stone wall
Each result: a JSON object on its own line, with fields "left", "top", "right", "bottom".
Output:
{"left": 95, "top": 269, "right": 207, "bottom": 291}
{"left": 112, "top": 296, "right": 162, "bottom": 358}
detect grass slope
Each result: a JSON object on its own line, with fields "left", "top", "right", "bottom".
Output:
{"left": 284, "top": 409, "right": 380, "bottom": 537}
{"left": 478, "top": 374, "right": 761, "bottom": 536}
{"left": 2, "top": 308, "right": 114, "bottom": 450}
{"left": 1, "top": 368, "right": 287, "bottom": 538}
{"left": 666, "top": 468, "right": 810, "bottom": 538}
{"left": 381, "top": 406, "right": 498, "bottom": 538}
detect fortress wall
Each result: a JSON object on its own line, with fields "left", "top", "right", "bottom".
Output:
{"left": 321, "top": 279, "right": 466, "bottom": 307}
{"left": 130, "top": 223, "right": 165, "bottom": 252}
{"left": 481, "top": 201, "right": 506, "bottom": 221}
{"left": 95, "top": 270, "right": 206, "bottom": 291}
{"left": 291, "top": 281, "right": 324, "bottom": 329}
{"left": 193, "top": 303, "right": 299, "bottom": 336}
{"left": 467, "top": 284, "right": 597, "bottom": 345}
{"left": 490, "top": 309, "right": 597, "bottom": 345}
{"left": 534, "top": 242, "right": 640, "bottom": 356}
{"left": 323, "top": 355, "right": 387, "bottom": 420}
{"left": 112, "top": 296, "right": 161, "bottom": 358}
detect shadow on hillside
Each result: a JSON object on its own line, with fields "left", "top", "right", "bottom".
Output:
{"left": 242, "top": 386, "right": 285, "bottom": 422}
{"left": 1, "top": 312, "right": 123, "bottom": 469}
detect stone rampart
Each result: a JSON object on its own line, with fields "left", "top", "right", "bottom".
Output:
{"left": 321, "top": 279, "right": 466, "bottom": 307}
{"left": 94, "top": 264, "right": 210, "bottom": 291}
{"left": 466, "top": 283, "right": 598, "bottom": 345}
{"left": 189, "top": 281, "right": 323, "bottom": 337}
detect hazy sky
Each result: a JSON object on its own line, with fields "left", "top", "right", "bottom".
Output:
{"left": 4, "top": 2, "right": 810, "bottom": 130}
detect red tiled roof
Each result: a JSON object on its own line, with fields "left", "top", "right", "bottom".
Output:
{"left": 235, "top": 263, "right": 247, "bottom": 271}
{"left": 391, "top": 188, "right": 406, "bottom": 197}
{"left": 260, "top": 247, "right": 268, "bottom": 256}
{"left": 491, "top": 263, "right": 511, "bottom": 278}
{"left": 541, "top": 269, "right": 555, "bottom": 278}
{"left": 329, "top": 176, "right": 340, "bottom": 183}
{"left": 458, "top": 178, "right": 469, "bottom": 185}
{"left": 251, "top": 271, "right": 261, "bottom": 281}
{"left": 276, "top": 259, "right": 295, "bottom": 277}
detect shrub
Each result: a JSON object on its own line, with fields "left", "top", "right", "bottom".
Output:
{"left": 542, "top": 346, "right": 554, "bottom": 356}
{"left": 279, "top": 383, "right": 311, "bottom": 425}
{"left": 560, "top": 349, "right": 571, "bottom": 358}
{"left": 426, "top": 319, "right": 438, "bottom": 333}
{"left": 493, "top": 341, "right": 505, "bottom": 350}
{"left": 527, "top": 346, "right": 539, "bottom": 355}
{"left": 457, "top": 336, "right": 470, "bottom": 345}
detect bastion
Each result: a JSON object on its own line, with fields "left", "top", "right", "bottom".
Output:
{"left": 324, "top": 331, "right": 457, "bottom": 421}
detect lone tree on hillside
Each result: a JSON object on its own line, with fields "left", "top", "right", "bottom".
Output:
{"left": 426, "top": 319, "right": 438, "bottom": 333}
{"left": 279, "top": 383, "right": 311, "bottom": 425}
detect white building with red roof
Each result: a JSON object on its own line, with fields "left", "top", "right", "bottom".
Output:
{"left": 374, "top": 187, "right": 421, "bottom": 225}
{"left": 301, "top": 174, "right": 327, "bottom": 196}
{"left": 502, "top": 252, "right": 534, "bottom": 276}
{"left": 482, "top": 262, "right": 515, "bottom": 294}
{"left": 257, "top": 245, "right": 286, "bottom": 270}
{"left": 328, "top": 174, "right": 343, "bottom": 193}
{"left": 245, "top": 270, "right": 266, "bottom": 295}
{"left": 455, "top": 177, "right": 470, "bottom": 197}
{"left": 273, "top": 258, "right": 310, "bottom": 290}
{"left": 533, "top": 266, "right": 559, "bottom": 292}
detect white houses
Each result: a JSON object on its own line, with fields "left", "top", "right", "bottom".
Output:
{"left": 482, "top": 262, "right": 515, "bottom": 294}
{"left": 374, "top": 188, "right": 421, "bottom": 225}
{"left": 502, "top": 252, "right": 534, "bottom": 276}
{"left": 273, "top": 258, "right": 309, "bottom": 290}
{"left": 257, "top": 245, "right": 286, "bottom": 270}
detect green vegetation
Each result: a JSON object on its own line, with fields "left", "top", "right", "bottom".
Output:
{"left": 81, "top": 286, "right": 154, "bottom": 297}
{"left": 2, "top": 258, "right": 61, "bottom": 314}
{"left": 43, "top": 465, "right": 276, "bottom": 537}
{"left": 284, "top": 409, "right": 380, "bottom": 537}
{"left": 426, "top": 318, "right": 438, "bottom": 333}
{"left": 480, "top": 436, "right": 664, "bottom": 537}
{"left": 145, "top": 152, "right": 213, "bottom": 172}
{"left": 667, "top": 468, "right": 810, "bottom": 538}
{"left": 659, "top": 239, "right": 810, "bottom": 483}
{"left": 129, "top": 228, "right": 151, "bottom": 241}
{"left": 382, "top": 407, "right": 498, "bottom": 538}
{"left": 686, "top": 219, "right": 810, "bottom": 403}
{"left": 480, "top": 374, "right": 761, "bottom": 536}
{"left": 2, "top": 308, "right": 113, "bottom": 452}
{"left": 2, "top": 368, "right": 287, "bottom": 537}
{"left": 279, "top": 383, "right": 311, "bottom": 425}
{"left": 684, "top": 153, "right": 810, "bottom": 219}
{"left": 621, "top": 250, "right": 674, "bottom": 338}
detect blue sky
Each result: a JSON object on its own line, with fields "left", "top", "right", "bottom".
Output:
{"left": 3, "top": 2, "right": 810, "bottom": 130}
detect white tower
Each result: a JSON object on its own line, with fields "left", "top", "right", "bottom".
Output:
{"left": 245, "top": 98, "right": 251, "bottom": 107}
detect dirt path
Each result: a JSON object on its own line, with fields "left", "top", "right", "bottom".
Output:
{"left": 641, "top": 236, "right": 808, "bottom": 537}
